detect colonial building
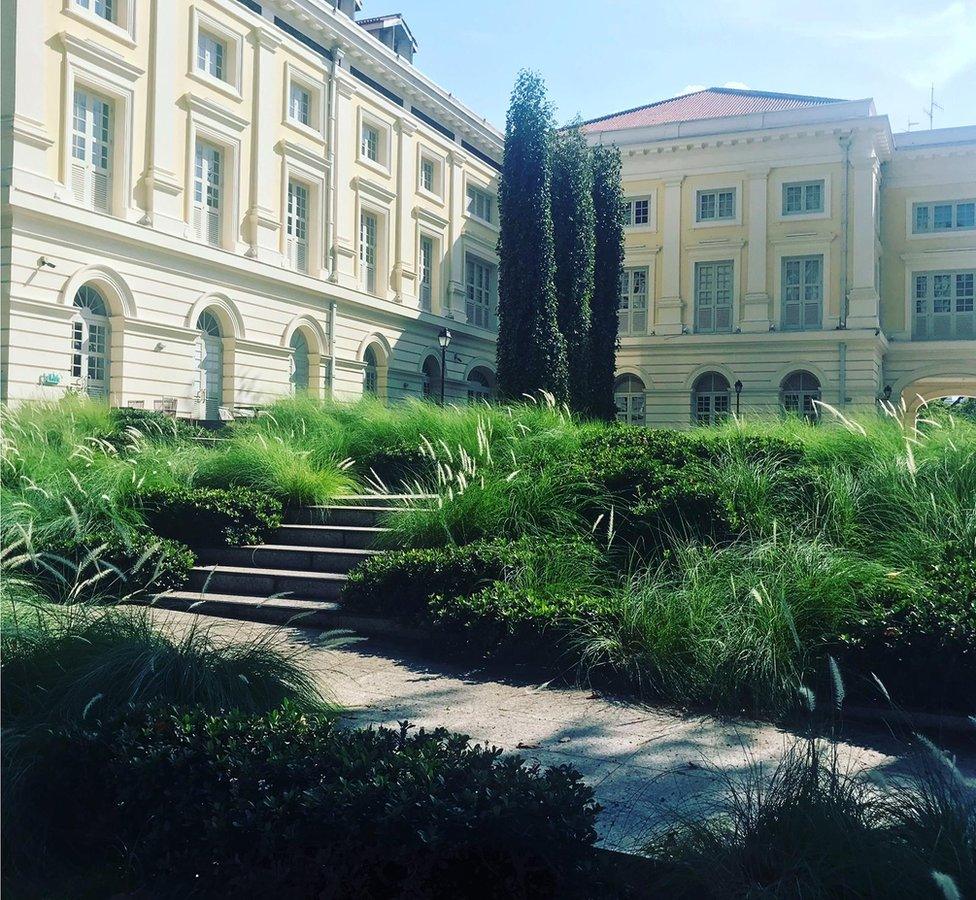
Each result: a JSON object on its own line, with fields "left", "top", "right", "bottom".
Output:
{"left": 2, "top": 0, "right": 502, "bottom": 417}
{"left": 581, "top": 88, "right": 976, "bottom": 426}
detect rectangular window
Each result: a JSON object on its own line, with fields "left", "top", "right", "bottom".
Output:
{"left": 912, "top": 200, "right": 976, "bottom": 233}
{"left": 286, "top": 180, "right": 309, "bottom": 274}
{"left": 289, "top": 83, "right": 311, "bottom": 127}
{"left": 419, "top": 235, "right": 434, "bottom": 311}
{"left": 193, "top": 141, "right": 222, "bottom": 246}
{"left": 466, "top": 185, "right": 493, "bottom": 224}
{"left": 420, "top": 158, "right": 436, "bottom": 193}
{"left": 465, "top": 256, "right": 493, "bottom": 329}
{"left": 71, "top": 89, "right": 113, "bottom": 212}
{"left": 697, "top": 188, "right": 735, "bottom": 222}
{"left": 361, "top": 124, "right": 379, "bottom": 162}
{"left": 618, "top": 268, "right": 648, "bottom": 335}
{"left": 913, "top": 270, "right": 975, "bottom": 340}
{"left": 783, "top": 180, "right": 825, "bottom": 215}
{"left": 197, "top": 31, "right": 226, "bottom": 81}
{"left": 76, "top": 0, "right": 115, "bottom": 23}
{"left": 781, "top": 255, "right": 823, "bottom": 330}
{"left": 622, "top": 197, "right": 651, "bottom": 227}
{"left": 694, "top": 260, "right": 734, "bottom": 333}
{"left": 360, "top": 211, "right": 377, "bottom": 293}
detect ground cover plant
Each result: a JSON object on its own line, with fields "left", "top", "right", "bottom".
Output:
{"left": 3, "top": 394, "right": 973, "bottom": 716}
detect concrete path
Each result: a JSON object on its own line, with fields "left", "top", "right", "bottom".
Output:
{"left": 150, "top": 610, "right": 971, "bottom": 852}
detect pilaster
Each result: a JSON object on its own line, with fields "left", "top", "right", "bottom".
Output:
{"left": 446, "top": 149, "right": 467, "bottom": 321}
{"left": 142, "top": 0, "right": 183, "bottom": 232}
{"left": 8, "top": 0, "right": 54, "bottom": 186}
{"left": 392, "top": 116, "right": 417, "bottom": 303}
{"left": 657, "top": 177, "right": 684, "bottom": 334}
{"left": 330, "top": 73, "right": 358, "bottom": 285}
{"left": 846, "top": 143, "right": 881, "bottom": 329}
{"left": 245, "top": 27, "right": 284, "bottom": 261}
{"left": 742, "top": 166, "right": 771, "bottom": 332}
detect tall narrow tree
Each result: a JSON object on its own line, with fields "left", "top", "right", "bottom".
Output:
{"left": 589, "top": 143, "right": 625, "bottom": 420}
{"left": 551, "top": 123, "right": 595, "bottom": 413}
{"left": 496, "top": 70, "right": 568, "bottom": 403}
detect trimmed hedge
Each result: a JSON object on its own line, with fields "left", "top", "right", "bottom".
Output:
{"left": 21, "top": 706, "right": 600, "bottom": 898}
{"left": 105, "top": 407, "right": 204, "bottom": 445}
{"left": 39, "top": 529, "right": 194, "bottom": 596}
{"left": 138, "top": 486, "right": 283, "bottom": 547}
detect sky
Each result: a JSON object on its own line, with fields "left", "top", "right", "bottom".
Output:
{"left": 382, "top": 0, "right": 976, "bottom": 134}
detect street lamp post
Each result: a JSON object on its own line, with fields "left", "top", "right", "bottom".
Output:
{"left": 734, "top": 379, "right": 743, "bottom": 417}
{"left": 437, "top": 327, "right": 452, "bottom": 406}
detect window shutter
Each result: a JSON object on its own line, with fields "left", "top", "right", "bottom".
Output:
{"left": 71, "top": 162, "right": 88, "bottom": 204}
{"left": 632, "top": 309, "right": 647, "bottom": 334}
{"left": 697, "top": 306, "right": 713, "bottom": 332}
{"left": 91, "top": 170, "right": 111, "bottom": 212}
{"left": 715, "top": 305, "right": 731, "bottom": 331}
{"left": 803, "top": 300, "right": 821, "bottom": 328}
{"left": 206, "top": 209, "right": 220, "bottom": 246}
{"left": 296, "top": 240, "right": 307, "bottom": 274}
{"left": 782, "top": 300, "right": 801, "bottom": 328}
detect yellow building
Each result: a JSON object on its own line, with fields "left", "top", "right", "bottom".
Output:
{"left": 582, "top": 88, "right": 976, "bottom": 426}
{"left": 2, "top": 0, "right": 502, "bottom": 417}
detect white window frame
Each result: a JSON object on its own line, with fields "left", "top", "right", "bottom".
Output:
{"left": 188, "top": 7, "right": 243, "bottom": 101}
{"left": 418, "top": 232, "right": 437, "bottom": 312}
{"left": 357, "top": 109, "right": 392, "bottom": 175}
{"left": 694, "top": 259, "right": 734, "bottom": 334}
{"left": 614, "top": 375, "right": 646, "bottom": 425}
{"left": 182, "top": 95, "right": 246, "bottom": 252}
{"left": 58, "top": 33, "right": 141, "bottom": 218}
{"left": 619, "top": 267, "right": 649, "bottom": 336}
{"left": 70, "top": 87, "right": 114, "bottom": 214}
{"left": 285, "top": 178, "right": 311, "bottom": 274}
{"left": 781, "top": 179, "right": 827, "bottom": 218}
{"left": 282, "top": 63, "right": 325, "bottom": 141}
{"left": 279, "top": 140, "right": 328, "bottom": 277}
{"left": 465, "top": 180, "right": 495, "bottom": 226}
{"left": 64, "top": 0, "right": 137, "bottom": 46}
{"left": 911, "top": 269, "right": 975, "bottom": 341}
{"left": 622, "top": 195, "right": 654, "bottom": 229}
{"left": 695, "top": 187, "right": 738, "bottom": 225}
{"left": 911, "top": 199, "right": 976, "bottom": 235}
{"left": 771, "top": 236, "right": 835, "bottom": 330}
{"left": 417, "top": 147, "right": 445, "bottom": 200}
{"left": 464, "top": 253, "right": 495, "bottom": 330}
{"left": 898, "top": 249, "right": 975, "bottom": 340}
{"left": 692, "top": 372, "right": 732, "bottom": 426}
{"left": 70, "top": 286, "right": 111, "bottom": 398}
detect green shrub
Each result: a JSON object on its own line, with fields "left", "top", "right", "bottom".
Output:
{"left": 0, "top": 600, "right": 329, "bottom": 729}
{"left": 342, "top": 540, "right": 524, "bottom": 619}
{"left": 644, "top": 735, "right": 976, "bottom": 899}
{"left": 38, "top": 528, "right": 194, "bottom": 597}
{"left": 138, "top": 485, "right": 283, "bottom": 546}
{"left": 105, "top": 407, "right": 204, "bottom": 445}
{"left": 14, "top": 706, "right": 600, "bottom": 898}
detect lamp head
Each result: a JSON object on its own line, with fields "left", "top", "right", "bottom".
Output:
{"left": 734, "top": 379, "right": 743, "bottom": 394}
{"left": 437, "top": 327, "right": 452, "bottom": 349}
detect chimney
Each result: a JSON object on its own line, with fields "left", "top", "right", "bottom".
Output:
{"left": 357, "top": 13, "right": 418, "bottom": 64}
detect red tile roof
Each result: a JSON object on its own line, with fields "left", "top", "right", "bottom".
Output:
{"left": 580, "top": 88, "right": 846, "bottom": 133}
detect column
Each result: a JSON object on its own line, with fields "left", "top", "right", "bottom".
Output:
{"left": 142, "top": 0, "right": 183, "bottom": 232}
{"left": 9, "top": 0, "right": 54, "bottom": 187}
{"left": 330, "top": 73, "right": 358, "bottom": 285}
{"left": 392, "top": 116, "right": 417, "bottom": 303}
{"left": 846, "top": 141, "right": 881, "bottom": 329}
{"left": 245, "top": 26, "right": 283, "bottom": 261}
{"left": 742, "top": 166, "right": 771, "bottom": 331}
{"left": 656, "top": 177, "right": 684, "bottom": 334}
{"left": 446, "top": 150, "right": 467, "bottom": 321}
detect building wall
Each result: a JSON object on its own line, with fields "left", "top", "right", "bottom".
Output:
{"left": 2, "top": 0, "right": 501, "bottom": 415}
{"left": 595, "top": 111, "right": 975, "bottom": 427}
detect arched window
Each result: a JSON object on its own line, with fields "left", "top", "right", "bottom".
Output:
{"left": 780, "top": 371, "right": 821, "bottom": 420}
{"left": 71, "top": 285, "right": 110, "bottom": 398}
{"left": 466, "top": 367, "right": 494, "bottom": 404}
{"left": 289, "top": 330, "right": 310, "bottom": 393}
{"left": 614, "top": 374, "right": 645, "bottom": 425}
{"left": 363, "top": 344, "right": 383, "bottom": 399}
{"left": 422, "top": 355, "right": 440, "bottom": 400}
{"left": 692, "top": 371, "right": 731, "bottom": 425}
{"left": 195, "top": 311, "right": 223, "bottom": 420}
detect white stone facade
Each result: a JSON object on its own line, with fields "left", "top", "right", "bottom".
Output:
{"left": 1, "top": 0, "right": 502, "bottom": 417}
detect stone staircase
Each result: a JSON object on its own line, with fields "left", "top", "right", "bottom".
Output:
{"left": 151, "top": 495, "right": 430, "bottom": 635}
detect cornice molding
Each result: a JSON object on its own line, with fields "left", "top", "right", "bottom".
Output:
{"left": 56, "top": 32, "right": 145, "bottom": 82}
{"left": 180, "top": 94, "right": 249, "bottom": 133}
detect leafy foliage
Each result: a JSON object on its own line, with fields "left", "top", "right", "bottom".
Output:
{"left": 138, "top": 485, "right": 283, "bottom": 546}
{"left": 588, "top": 143, "right": 625, "bottom": 420}
{"left": 496, "top": 70, "right": 568, "bottom": 402}
{"left": 551, "top": 123, "right": 595, "bottom": 413}
{"left": 12, "top": 706, "right": 600, "bottom": 898}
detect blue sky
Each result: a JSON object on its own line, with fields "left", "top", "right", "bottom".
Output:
{"left": 386, "top": 0, "right": 976, "bottom": 133}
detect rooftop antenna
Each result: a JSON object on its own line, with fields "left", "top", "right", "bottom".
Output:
{"left": 923, "top": 84, "right": 943, "bottom": 130}
{"left": 906, "top": 117, "right": 919, "bottom": 131}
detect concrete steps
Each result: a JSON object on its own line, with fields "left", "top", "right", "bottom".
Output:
{"left": 151, "top": 495, "right": 424, "bottom": 632}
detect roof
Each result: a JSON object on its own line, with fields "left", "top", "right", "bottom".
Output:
{"left": 580, "top": 88, "right": 847, "bottom": 133}
{"left": 893, "top": 125, "right": 976, "bottom": 150}
{"left": 357, "top": 13, "right": 418, "bottom": 51}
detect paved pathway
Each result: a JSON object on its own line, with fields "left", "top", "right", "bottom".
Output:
{"left": 151, "top": 611, "right": 970, "bottom": 852}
